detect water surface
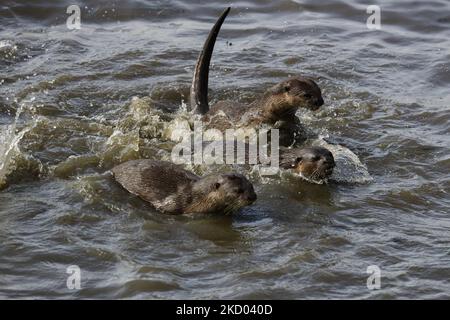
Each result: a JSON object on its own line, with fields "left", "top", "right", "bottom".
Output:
{"left": 1, "top": 0, "right": 449, "bottom": 299}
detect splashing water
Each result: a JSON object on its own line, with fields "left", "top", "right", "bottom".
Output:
{"left": 312, "top": 138, "right": 373, "bottom": 184}
{"left": 0, "top": 105, "right": 31, "bottom": 189}
{"left": 116, "top": 97, "right": 372, "bottom": 184}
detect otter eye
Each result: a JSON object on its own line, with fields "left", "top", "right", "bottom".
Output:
{"left": 312, "top": 156, "right": 321, "bottom": 161}
{"left": 304, "top": 93, "right": 312, "bottom": 99}
{"left": 294, "top": 157, "right": 302, "bottom": 165}
{"left": 284, "top": 86, "right": 290, "bottom": 92}
{"left": 215, "top": 183, "right": 221, "bottom": 190}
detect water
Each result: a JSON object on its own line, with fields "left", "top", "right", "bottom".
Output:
{"left": 1, "top": 0, "right": 449, "bottom": 299}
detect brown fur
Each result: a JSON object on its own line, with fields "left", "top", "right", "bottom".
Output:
{"left": 188, "top": 141, "right": 335, "bottom": 182}
{"left": 200, "top": 77, "right": 323, "bottom": 146}
{"left": 279, "top": 147, "right": 335, "bottom": 181}
{"left": 190, "top": 8, "right": 324, "bottom": 146}
{"left": 112, "top": 160, "right": 256, "bottom": 215}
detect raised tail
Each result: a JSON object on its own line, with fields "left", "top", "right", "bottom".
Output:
{"left": 189, "top": 7, "right": 230, "bottom": 115}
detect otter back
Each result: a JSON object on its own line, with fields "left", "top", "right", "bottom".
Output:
{"left": 112, "top": 160, "right": 199, "bottom": 214}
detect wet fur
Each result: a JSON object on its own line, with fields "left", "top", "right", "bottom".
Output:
{"left": 190, "top": 8, "right": 324, "bottom": 146}
{"left": 187, "top": 141, "right": 335, "bottom": 181}
{"left": 112, "top": 160, "right": 256, "bottom": 215}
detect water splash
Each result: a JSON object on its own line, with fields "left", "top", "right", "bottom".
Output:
{"left": 114, "top": 97, "right": 373, "bottom": 185}
{"left": 312, "top": 138, "right": 373, "bottom": 184}
{"left": 0, "top": 104, "right": 33, "bottom": 189}
{"left": 0, "top": 40, "right": 18, "bottom": 60}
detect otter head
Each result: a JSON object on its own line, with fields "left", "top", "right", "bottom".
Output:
{"left": 263, "top": 77, "right": 324, "bottom": 122}
{"left": 191, "top": 173, "right": 257, "bottom": 214}
{"left": 281, "top": 147, "right": 335, "bottom": 182}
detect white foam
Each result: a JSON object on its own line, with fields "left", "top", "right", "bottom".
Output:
{"left": 312, "top": 138, "right": 373, "bottom": 184}
{"left": 0, "top": 105, "right": 32, "bottom": 188}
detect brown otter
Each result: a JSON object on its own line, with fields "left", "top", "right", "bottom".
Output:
{"left": 112, "top": 159, "right": 256, "bottom": 215}
{"left": 279, "top": 146, "right": 335, "bottom": 181}
{"left": 189, "top": 7, "right": 324, "bottom": 144}
{"left": 181, "top": 141, "right": 335, "bottom": 182}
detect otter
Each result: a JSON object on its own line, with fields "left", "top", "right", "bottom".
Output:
{"left": 279, "top": 146, "right": 335, "bottom": 181}
{"left": 182, "top": 141, "right": 335, "bottom": 182}
{"left": 189, "top": 7, "right": 324, "bottom": 144}
{"left": 112, "top": 159, "right": 256, "bottom": 215}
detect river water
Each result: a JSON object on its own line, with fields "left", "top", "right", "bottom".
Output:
{"left": 0, "top": 0, "right": 449, "bottom": 299}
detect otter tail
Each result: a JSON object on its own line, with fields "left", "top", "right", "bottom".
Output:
{"left": 189, "top": 7, "right": 230, "bottom": 115}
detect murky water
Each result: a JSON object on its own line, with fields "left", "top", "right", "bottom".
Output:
{"left": 1, "top": 0, "right": 449, "bottom": 299}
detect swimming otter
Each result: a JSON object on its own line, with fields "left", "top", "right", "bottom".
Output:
{"left": 181, "top": 140, "right": 335, "bottom": 182}
{"left": 112, "top": 159, "right": 256, "bottom": 215}
{"left": 189, "top": 7, "right": 324, "bottom": 144}
{"left": 279, "top": 146, "right": 335, "bottom": 181}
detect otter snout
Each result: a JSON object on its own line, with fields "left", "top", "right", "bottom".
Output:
{"left": 315, "top": 96, "right": 324, "bottom": 107}
{"left": 309, "top": 96, "right": 324, "bottom": 111}
{"left": 322, "top": 153, "right": 335, "bottom": 167}
{"left": 320, "top": 152, "right": 335, "bottom": 177}
{"left": 323, "top": 162, "right": 335, "bottom": 176}
{"left": 246, "top": 190, "right": 257, "bottom": 203}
